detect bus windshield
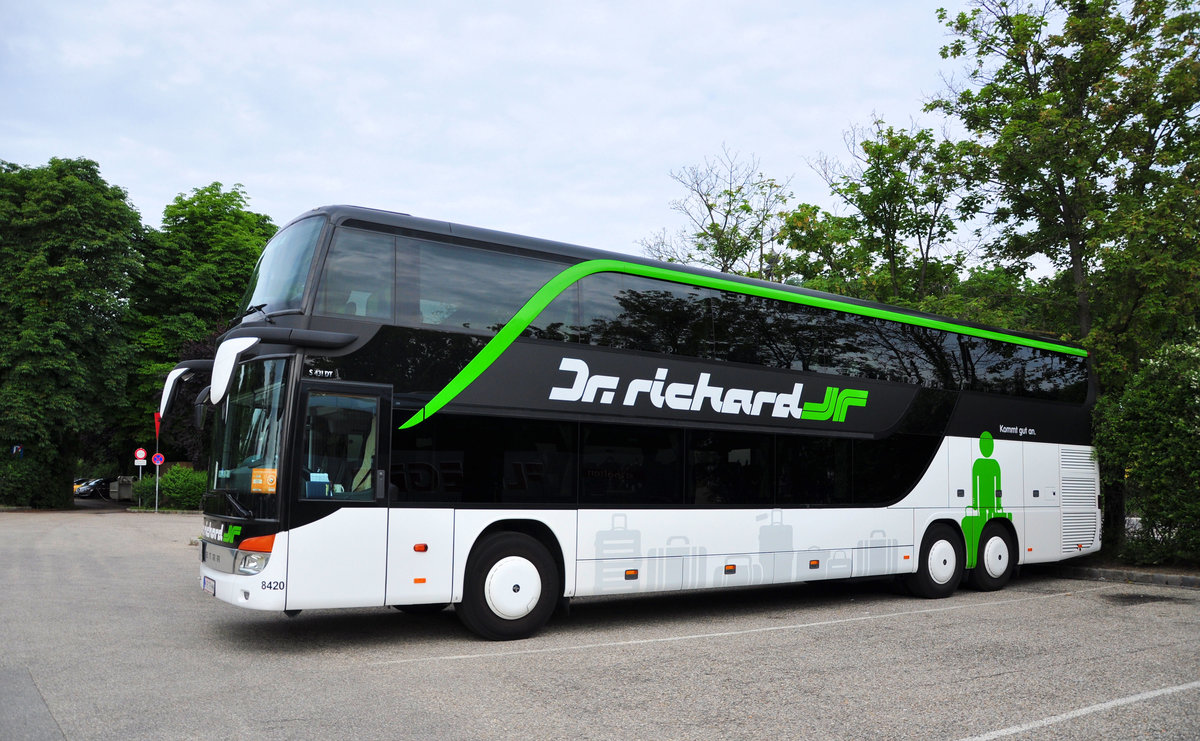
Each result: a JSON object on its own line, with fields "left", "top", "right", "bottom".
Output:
{"left": 210, "top": 359, "right": 288, "bottom": 518}
{"left": 240, "top": 216, "right": 325, "bottom": 315}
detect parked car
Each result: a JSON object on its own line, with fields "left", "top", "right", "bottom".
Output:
{"left": 75, "top": 477, "right": 116, "bottom": 498}
{"left": 72, "top": 478, "right": 89, "bottom": 493}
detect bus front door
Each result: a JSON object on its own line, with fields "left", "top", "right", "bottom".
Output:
{"left": 285, "top": 382, "right": 392, "bottom": 610}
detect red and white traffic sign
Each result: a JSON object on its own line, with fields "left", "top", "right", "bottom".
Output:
{"left": 134, "top": 448, "right": 148, "bottom": 460}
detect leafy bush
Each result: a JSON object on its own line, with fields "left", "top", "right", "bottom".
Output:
{"left": 1095, "top": 332, "right": 1200, "bottom": 565}
{"left": 131, "top": 475, "right": 156, "bottom": 506}
{"left": 132, "top": 466, "right": 206, "bottom": 510}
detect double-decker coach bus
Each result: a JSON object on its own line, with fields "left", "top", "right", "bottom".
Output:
{"left": 163, "top": 205, "right": 1101, "bottom": 640}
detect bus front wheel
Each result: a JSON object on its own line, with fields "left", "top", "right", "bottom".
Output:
{"left": 906, "top": 523, "right": 964, "bottom": 598}
{"left": 458, "top": 532, "right": 560, "bottom": 641}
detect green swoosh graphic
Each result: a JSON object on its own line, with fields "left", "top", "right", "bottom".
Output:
{"left": 399, "top": 258, "right": 1087, "bottom": 429}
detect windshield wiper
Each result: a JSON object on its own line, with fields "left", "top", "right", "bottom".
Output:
{"left": 224, "top": 492, "right": 253, "bottom": 519}
{"left": 234, "top": 303, "right": 274, "bottom": 324}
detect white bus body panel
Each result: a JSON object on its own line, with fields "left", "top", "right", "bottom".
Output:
{"left": 1023, "top": 442, "right": 1062, "bottom": 563}
{"left": 386, "top": 508, "right": 455, "bottom": 606}
{"left": 285, "top": 508, "right": 388, "bottom": 609}
{"left": 575, "top": 507, "right": 915, "bottom": 596}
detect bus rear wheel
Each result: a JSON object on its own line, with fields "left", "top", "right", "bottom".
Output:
{"left": 458, "top": 532, "right": 560, "bottom": 641}
{"left": 968, "top": 522, "right": 1015, "bottom": 591}
{"left": 906, "top": 523, "right": 964, "bottom": 599}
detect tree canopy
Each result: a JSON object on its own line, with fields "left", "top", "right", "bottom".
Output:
{"left": 0, "top": 163, "right": 275, "bottom": 507}
{"left": 0, "top": 158, "right": 143, "bottom": 507}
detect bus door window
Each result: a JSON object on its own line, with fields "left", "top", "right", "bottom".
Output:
{"left": 301, "top": 392, "right": 379, "bottom": 501}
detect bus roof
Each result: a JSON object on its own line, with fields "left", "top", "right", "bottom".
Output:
{"left": 289, "top": 204, "right": 1087, "bottom": 358}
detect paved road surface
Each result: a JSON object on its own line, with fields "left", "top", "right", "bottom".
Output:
{"left": 1, "top": 509, "right": 1197, "bottom": 740}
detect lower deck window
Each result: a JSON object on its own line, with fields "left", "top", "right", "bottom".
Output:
{"left": 392, "top": 415, "right": 940, "bottom": 508}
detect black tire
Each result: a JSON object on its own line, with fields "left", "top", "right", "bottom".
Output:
{"left": 457, "top": 532, "right": 560, "bottom": 641}
{"left": 393, "top": 603, "right": 449, "bottom": 616}
{"left": 968, "top": 521, "right": 1016, "bottom": 591}
{"left": 905, "top": 523, "right": 964, "bottom": 598}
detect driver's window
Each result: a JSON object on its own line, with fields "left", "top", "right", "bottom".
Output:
{"left": 301, "top": 392, "right": 378, "bottom": 501}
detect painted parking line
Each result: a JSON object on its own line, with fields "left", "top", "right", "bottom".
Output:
{"left": 370, "top": 585, "right": 1115, "bottom": 666}
{"left": 959, "top": 680, "right": 1200, "bottom": 741}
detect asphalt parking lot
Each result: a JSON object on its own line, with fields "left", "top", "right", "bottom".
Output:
{"left": 1, "top": 508, "right": 1198, "bottom": 740}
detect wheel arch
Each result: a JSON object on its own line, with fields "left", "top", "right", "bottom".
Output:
{"left": 471, "top": 519, "right": 566, "bottom": 595}
{"left": 916, "top": 516, "right": 965, "bottom": 555}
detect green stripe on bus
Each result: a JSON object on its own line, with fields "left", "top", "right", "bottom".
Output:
{"left": 399, "top": 259, "right": 1087, "bottom": 429}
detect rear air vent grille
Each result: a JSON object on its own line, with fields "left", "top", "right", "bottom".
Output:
{"left": 1062, "top": 512, "right": 1098, "bottom": 553}
{"left": 1062, "top": 477, "right": 1097, "bottom": 509}
{"left": 1061, "top": 448, "right": 1095, "bottom": 471}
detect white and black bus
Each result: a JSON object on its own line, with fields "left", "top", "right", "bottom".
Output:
{"left": 165, "top": 205, "right": 1101, "bottom": 640}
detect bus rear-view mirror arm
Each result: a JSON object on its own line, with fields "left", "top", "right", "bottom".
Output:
{"left": 159, "top": 359, "right": 215, "bottom": 420}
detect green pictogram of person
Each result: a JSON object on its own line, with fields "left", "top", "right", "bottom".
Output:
{"left": 962, "top": 431, "right": 1012, "bottom": 568}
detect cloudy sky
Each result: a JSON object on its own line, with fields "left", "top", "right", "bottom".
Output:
{"left": 4, "top": 1, "right": 959, "bottom": 256}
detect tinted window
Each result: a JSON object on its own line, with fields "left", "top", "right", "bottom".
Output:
{"left": 530, "top": 268, "right": 1086, "bottom": 401}
{"left": 689, "top": 430, "right": 772, "bottom": 506}
{"left": 392, "top": 415, "right": 575, "bottom": 505}
{"left": 398, "top": 238, "right": 562, "bottom": 334}
{"left": 532, "top": 273, "right": 716, "bottom": 358}
{"left": 776, "top": 432, "right": 940, "bottom": 507}
{"left": 580, "top": 423, "right": 683, "bottom": 506}
{"left": 315, "top": 228, "right": 396, "bottom": 320}
{"left": 776, "top": 436, "right": 853, "bottom": 506}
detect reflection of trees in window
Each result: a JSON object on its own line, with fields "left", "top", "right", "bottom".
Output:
{"left": 524, "top": 270, "right": 1085, "bottom": 401}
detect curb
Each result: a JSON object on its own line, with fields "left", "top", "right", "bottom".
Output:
{"left": 1053, "top": 565, "right": 1200, "bottom": 589}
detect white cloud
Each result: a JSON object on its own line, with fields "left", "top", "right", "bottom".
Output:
{"left": 2, "top": 0, "right": 956, "bottom": 253}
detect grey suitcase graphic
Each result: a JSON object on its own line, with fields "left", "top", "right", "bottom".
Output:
{"left": 594, "top": 514, "right": 641, "bottom": 593}
{"left": 828, "top": 549, "right": 853, "bottom": 578}
{"left": 854, "top": 529, "right": 898, "bottom": 577}
{"left": 757, "top": 510, "right": 794, "bottom": 582}
{"left": 648, "top": 535, "right": 708, "bottom": 590}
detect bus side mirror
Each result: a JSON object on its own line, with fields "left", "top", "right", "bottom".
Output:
{"left": 194, "top": 386, "right": 212, "bottom": 429}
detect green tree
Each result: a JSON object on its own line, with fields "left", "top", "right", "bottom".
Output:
{"left": 121, "top": 183, "right": 276, "bottom": 467}
{"left": 931, "top": 0, "right": 1200, "bottom": 373}
{"left": 814, "top": 122, "right": 979, "bottom": 303}
{"left": 0, "top": 158, "right": 143, "bottom": 507}
{"left": 776, "top": 203, "right": 873, "bottom": 297}
{"left": 641, "top": 147, "right": 793, "bottom": 281}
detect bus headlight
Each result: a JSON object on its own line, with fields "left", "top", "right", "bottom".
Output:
{"left": 237, "top": 552, "right": 270, "bottom": 575}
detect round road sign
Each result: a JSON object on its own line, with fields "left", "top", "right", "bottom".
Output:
{"left": 134, "top": 448, "right": 148, "bottom": 460}
{"left": 151, "top": 452, "right": 165, "bottom": 466}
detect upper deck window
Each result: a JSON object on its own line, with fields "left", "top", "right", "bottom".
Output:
{"left": 313, "top": 225, "right": 563, "bottom": 333}
{"left": 240, "top": 216, "right": 324, "bottom": 314}
{"left": 315, "top": 228, "right": 396, "bottom": 320}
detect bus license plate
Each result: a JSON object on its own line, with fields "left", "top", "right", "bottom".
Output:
{"left": 203, "top": 576, "right": 216, "bottom": 596}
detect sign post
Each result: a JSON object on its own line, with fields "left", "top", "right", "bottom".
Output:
{"left": 153, "top": 413, "right": 162, "bottom": 513}
{"left": 151, "top": 452, "right": 165, "bottom": 512}
{"left": 134, "top": 448, "right": 147, "bottom": 481}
